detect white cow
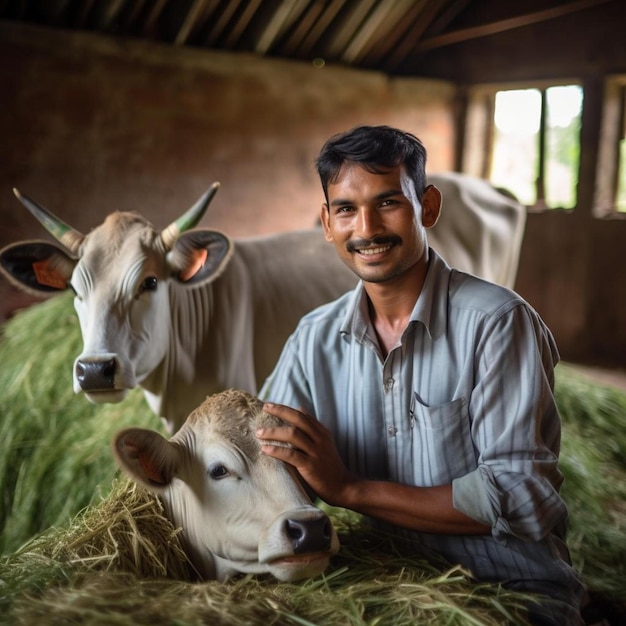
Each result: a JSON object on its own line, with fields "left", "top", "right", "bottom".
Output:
{"left": 0, "top": 174, "right": 524, "bottom": 434}
{"left": 113, "top": 389, "right": 340, "bottom": 581}
{"left": 427, "top": 172, "right": 526, "bottom": 289}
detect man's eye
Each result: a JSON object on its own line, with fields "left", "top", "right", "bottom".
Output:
{"left": 380, "top": 199, "right": 398, "bottom": 208}
{"left": 138, "top": 276, "right": 158, "bottom": 294}
{"left": 208, "top": 464, "right": 229, "bottom": 480}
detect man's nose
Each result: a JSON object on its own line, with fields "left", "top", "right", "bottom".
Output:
{"left": 356, "top": 208, "right": 383, "bottom": 238}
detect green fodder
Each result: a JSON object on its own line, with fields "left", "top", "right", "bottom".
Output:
{"left": 0, "top": 293, "right": 157, "bottom": 554}
{"left": 0, "top": 479, "right": 533, "bottom": 626}
{"left": 555, "top": 365, "right": 626, "bottom": 598}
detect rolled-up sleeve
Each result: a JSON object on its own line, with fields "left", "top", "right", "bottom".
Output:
{"left": 452, "top": 302, "right": 568, "bottom": 542}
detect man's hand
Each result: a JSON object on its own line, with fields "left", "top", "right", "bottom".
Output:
{"left": 256, "top": 402, "right": 358, "bottom": 506}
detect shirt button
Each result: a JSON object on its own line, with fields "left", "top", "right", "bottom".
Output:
{"left": 384, "top": 378, "right": 394, "bottom": 391}
{"left": 387, "top": 426, "right": 397, "bottom": 437}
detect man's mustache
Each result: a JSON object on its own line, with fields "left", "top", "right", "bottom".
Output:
{"left": 346, "top": 235, "right": 402, "bottom": 253}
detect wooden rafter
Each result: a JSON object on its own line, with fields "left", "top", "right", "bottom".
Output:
{"left": 222, "top": 0, "right": 263, "bottom": 48}
{"left": 255, "top": 0, "right": 308, "bottom": 54}
{"left": 341, "top": 0, "right": 415, "bottom": 65}
{"left": 291, "top": 0, "right": 345, "bottom": 58}
{"left": 384, "top": 0, "right": 449, "bottom": 67}
{"left": 325, "top": 0, "right": 377, "bottom": 59}
{"left": 417, "top": 0, "right": 617, "bottom": 52}
{"left": 175, "top": 0, "right": 210, "bottom": 45}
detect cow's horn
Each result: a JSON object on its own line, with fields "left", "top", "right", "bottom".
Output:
{"left": 160, "top": 182, "right": 220, "bottom": 249}
{"left": 13, "top": 188, "right": 84, "bottom": 254}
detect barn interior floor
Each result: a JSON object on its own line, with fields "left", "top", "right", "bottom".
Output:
{"left": 565, "top": 363, "right": 626, "bottom": 393}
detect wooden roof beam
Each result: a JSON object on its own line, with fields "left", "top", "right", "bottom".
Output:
{"left": 417, "top": 0, "right": 617, "bottom": 52}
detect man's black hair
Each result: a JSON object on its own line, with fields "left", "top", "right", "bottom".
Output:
{"left": 315, "top": 125, "right": 428, "bottom": 203}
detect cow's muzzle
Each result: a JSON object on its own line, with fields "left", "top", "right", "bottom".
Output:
{"left": 285, "top": 515, "right": 333, "bottom": 554}
{"left": 75, "top": 356, "right": 117, "bottom": 391}
{"left": 259, "top": 508, "right": 339, "bottom": 567}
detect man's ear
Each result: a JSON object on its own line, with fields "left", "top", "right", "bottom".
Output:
{"left": 421, "top": 185, "right": 442, "bottom": 228}
{"left": 320, "top": 203, "right": 333, "bottom": 242}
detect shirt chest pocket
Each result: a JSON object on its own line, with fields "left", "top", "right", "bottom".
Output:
{"left": 409, "top": 394, "right": 476, "bottom": 485}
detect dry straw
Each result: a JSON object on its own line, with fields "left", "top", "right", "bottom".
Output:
{"left": 2, "top": 478, "right": 533, "bottom": 625}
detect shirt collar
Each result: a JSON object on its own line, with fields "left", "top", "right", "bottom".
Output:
{"left": 340, "top": 247, "right": 451, "bottom": 341}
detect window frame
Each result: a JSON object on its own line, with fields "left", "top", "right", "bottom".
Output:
{"left": 594, "top": 75, "right": 626, "bottom": 218}
{"left": 462, "top": 79, "right": 584, "bottom": 212}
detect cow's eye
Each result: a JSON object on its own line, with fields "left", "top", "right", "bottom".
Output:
{"left": 69, "top": 283, "right": 83, "bottom": 301}
{"left": 138, "top": 276, "right": 158, "bottom": 294}
{"left": 208, "top": 464, "right": 229, "bottom": 480}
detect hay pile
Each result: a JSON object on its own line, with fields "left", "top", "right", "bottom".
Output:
{"left": 0, "top": 292, "right": 157, "bottom": 555}
{"left": 555, "top": 365, "right": 626, "bottom": 597}
{"left": 1, "top": 478, "right": 534, "bottom": 625}
{"left": 1, "top": 293, "right": 625, "bottom": 624}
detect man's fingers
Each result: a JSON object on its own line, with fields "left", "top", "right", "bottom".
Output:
{"left": 263, "top": 402, "right": 309, "bottom": 426}
{"left": 259, "top": 442, "right": 298, "bottom": 461}
{"left": 257, "top": 424, "right": 312, "bottom": 453}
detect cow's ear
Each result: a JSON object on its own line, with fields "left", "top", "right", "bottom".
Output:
{"left": 0, "top": 241, "right": 76, "bottom": 296}
{"left": 166, "top": 230, "right": 233, "bottom": 286}
{"left": 112, "top": 428, "right": 179, "bottom": 491}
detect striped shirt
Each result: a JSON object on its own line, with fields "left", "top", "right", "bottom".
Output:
{"left": 261, "top": 248, "right": 584, "bottom": 623}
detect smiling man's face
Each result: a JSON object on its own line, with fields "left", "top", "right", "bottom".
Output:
{"left": 320, "top": 162, "right": 439, "bottom": 285}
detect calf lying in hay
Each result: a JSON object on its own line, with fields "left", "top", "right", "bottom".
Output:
{"left": 112, "top": 389, "right": 340, "bottom": 582}
{"left": 1, "top": 478, "right": 536, "bottom": 625}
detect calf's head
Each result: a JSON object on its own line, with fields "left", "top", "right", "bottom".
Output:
{"left": 112, "top": 389, "right": 339, "bottom": 581}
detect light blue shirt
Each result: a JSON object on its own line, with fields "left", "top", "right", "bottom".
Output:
{"left": 261, "top": 248, "right": 584, "bottom": 623}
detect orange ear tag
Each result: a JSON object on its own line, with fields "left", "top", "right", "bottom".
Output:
{"left": 32, "top": 260, "right": 67, "bottom": 289}
{"left": 180, "top": 249, "right": 208, "bottom": 282}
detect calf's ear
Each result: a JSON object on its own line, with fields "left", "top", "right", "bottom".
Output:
{"left": 112, "top": 428, "right": 179, "bottom": 491}
{"left": 0, "top": 241, "right": 76, "bottom": 296}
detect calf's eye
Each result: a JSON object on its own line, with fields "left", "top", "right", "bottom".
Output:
{"left": 208, "top": 464, "right": 229, "bottom": 480}
{"left": 138, "top": 276, "right": 158, "bottom": 295}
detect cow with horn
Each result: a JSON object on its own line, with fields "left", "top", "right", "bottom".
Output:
{"left": 0, "top": 184, "right": 357, "bottom": 434}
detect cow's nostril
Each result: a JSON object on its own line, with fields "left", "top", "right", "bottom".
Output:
{"left": 323, "top": 520, "right": 331, "bottom": 540}
{"left": 285, "top": 519, "right": 305, "bottom": 541}
{"left": 76, "top": 362, "right": 86, "bottom": 379}
{"left": 103, "top": 360, "right": 116, "bottom": 379}
{"left": 285, "top": 516, "right": 332, "bottom": 554}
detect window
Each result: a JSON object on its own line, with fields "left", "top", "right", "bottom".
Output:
{"left": 463, "top": 83, "right": 583, "bottom": 210}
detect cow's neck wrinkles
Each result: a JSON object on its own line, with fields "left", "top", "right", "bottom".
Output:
{"left": 141, "top": 255, "right": 257, "bottom": 434}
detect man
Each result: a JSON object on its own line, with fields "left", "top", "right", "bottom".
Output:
{"left": 257, "top": 125, "right": 584, "bottom": 625}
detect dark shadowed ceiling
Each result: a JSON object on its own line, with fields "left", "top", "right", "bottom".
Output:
{"left": 0, "top": 0, "right": 619, "bottom": 76}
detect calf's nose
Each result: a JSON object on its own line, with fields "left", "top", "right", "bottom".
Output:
{"left": 75, "top": 358, "right": 117, "bottom": 390}
{"left": 285, "top": 515, "right": 332, "bottom": 554}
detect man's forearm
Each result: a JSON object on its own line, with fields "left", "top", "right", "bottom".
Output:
{"left": 337, "top": 479, "right": 491, "bottom": 535}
